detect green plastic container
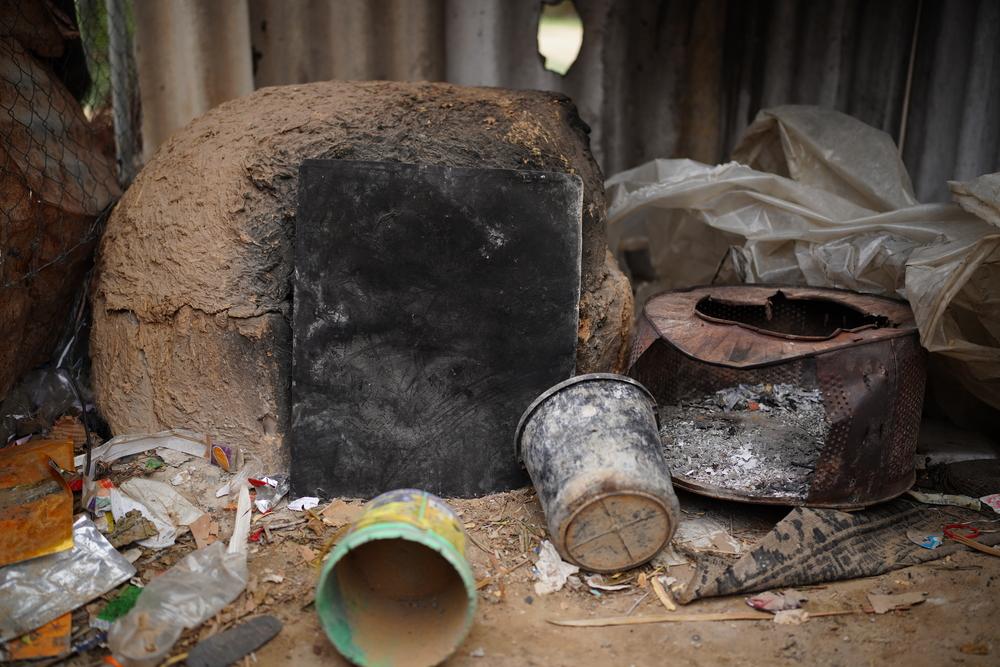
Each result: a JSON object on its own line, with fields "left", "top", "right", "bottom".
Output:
{"left": 316, "top": 489, "right": 477, "bottom": 667}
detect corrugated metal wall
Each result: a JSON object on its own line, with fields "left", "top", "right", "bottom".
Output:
{"left": 131, "top": 0, "right": 999, "bottom": 201}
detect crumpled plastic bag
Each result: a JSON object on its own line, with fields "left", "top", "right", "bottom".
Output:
{"left": 607, "top": 105, "right": 1000, "bottom": 410}
{"left": 533, "top": 540, "right": 579, "bottom": 595}
{"left": 108, "top": 541, "right": 248, "bottom": 667}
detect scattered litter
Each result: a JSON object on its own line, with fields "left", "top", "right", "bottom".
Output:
{"left": 585, "top": 574, "right": 630, "bottom": 592}
{"left": 298, "top": 544, "right": 317, "bottom": 563}
{"left": 651, "top": 575, "right": 677, "bottom": 612}
{"left": 106, "top": 509, "right": 159, "bottom": 548}
{"left": 186, "top": 615, "right": 282, "bottom": 667}
{"left": 907, "top": 490, "right": 981, "bottom": 511}
{"left": 673, "top": 516, "right": 742, "bottom": 555}
{"left": 0, "top": 515, "right": 135, "bottom": 642}
{"left": 747, "top": 589, "right": 808, "bottom": 612}
{"left": 319, "top": 499, "right": 363, "bottom": 526}
{"left": 92, "top": 585, "right": 144, "bottom": 631}
{"left": 108, "top": 541, "right": 249, "bottom": 667}
{"left": 215, "top": 465, "right": 260, "bottom": 499}
{"left": 50, "top": 414, "right": 88, "bottom": 446}
{"left": 210, "top": 444, "right": 244, "bottom": 473}
{"left": 959, "top": 643, "right": 991, "bottom": 656}
{"left": 906, "top": 529, "right": 943, "bottom": 550}
{"left": 169, "top": 469, "right": 192, "bottom": 486}
{"left": 867, "top": 591, "right": 927, "bottom": 614}
{"left": 229, "top": 485, "right": 252, "bottom": 554}
{"left": 651, "top": 545, "right": 691, "bottom": 567}
{"left": 110, "top": 477, "right": 206, "bottom": 548}
{"left": 156, "top": 448, "right": 193, "bottom": 467}
{"left": 773, "top": 609, "right": 810, "bottom": 625}
{"left": 88, "top": 478, "right": 115, "bottom": 514}
{"left": 470, "top": 647, "right": 486, "bottom": 658}
{"left": 943, "top": 524, "right": 1000, "bottom": 558}
{"left": 1, "top": 612, "right": 71, "bottom": 661}
{"left": 252, "top": 475, "right": 289, "bottom": 513}
{"left": 122, "top": 547, "right": 143, "bottom": 564}
{"left": 660, "top": 383, "right": 827, "bottom": 500}
{"left": 533, "top": 540, "right": 579, "bottom": 595}
{"left": 981, "top": 494, "right": 1000, "bottom": 514}
{"left": 77, "top": 429, "right": 210, "bottom": 474}
{"left": 189, "top": 514, "right": 219, "bottom": 550}
{"left": 288, "top": 496, "right": 320, "bottom": 512}
{"left": 262, "top": 572, "right": 284, "bottom": 584}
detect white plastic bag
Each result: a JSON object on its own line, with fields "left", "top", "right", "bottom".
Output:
{"left": 608, "top": 106, "right": 1000, "bottom": 409}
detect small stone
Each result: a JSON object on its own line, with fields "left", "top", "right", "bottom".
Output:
{"left": 470, "top": 648, "right": 486, "bottom": 658}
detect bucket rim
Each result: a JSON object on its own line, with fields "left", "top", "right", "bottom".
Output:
{"left": 315, "top": 520, "right": 478, "bottom": 666}
{"left": 513, "top": 373, "right": 655, "bottom": 460}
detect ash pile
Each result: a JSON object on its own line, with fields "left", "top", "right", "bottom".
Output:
{"left": 659, "top": 383, "right": 828, "bottom": 500}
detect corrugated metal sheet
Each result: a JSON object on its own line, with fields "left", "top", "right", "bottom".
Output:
{"left": 130, "top": 0, "right": 999, "bottom": 201}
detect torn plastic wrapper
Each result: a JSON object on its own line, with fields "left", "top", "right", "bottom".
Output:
{"left": 0, "top": 515, "right": 135, "bottom": 642}
{"left": 607, "top": 106, "right": 1000, "bottom": 411}
{"left": 252, "top": 474, "right": 289, "bottom": 513}
{"left": 108, "top": 541, "right": 249, "bottom": 667}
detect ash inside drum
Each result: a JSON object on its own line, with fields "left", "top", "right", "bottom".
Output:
{"left": 658, "top": 383, "right": 830, "bottom": 500}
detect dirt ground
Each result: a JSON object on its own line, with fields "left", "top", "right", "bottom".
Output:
{"left": 60, "top": 451, "right": 999, "bottom": 667}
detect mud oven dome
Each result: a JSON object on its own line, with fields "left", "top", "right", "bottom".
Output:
{"left": 629, "top": 286, "right": 926, "bottom": 509}
{"left": 90, "top": 81, "right": 634, "bottom": 481}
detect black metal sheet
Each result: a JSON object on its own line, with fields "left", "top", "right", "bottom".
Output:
{"left": 292, "top": 160, "right": 582, "bottom": 497}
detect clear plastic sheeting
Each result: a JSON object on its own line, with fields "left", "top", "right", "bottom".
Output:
{"left": 108, "top": 542, "right": 249, "bottom": 667}
{"left": 607, "top": 105, "right": 1000, "bottom": 410}
{"left": 0, "top": 515, "right": 135, "bottom": 642}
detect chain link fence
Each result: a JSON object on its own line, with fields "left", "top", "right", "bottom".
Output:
{"left": 0, "top": 0, "right": 138, "bottom": 397}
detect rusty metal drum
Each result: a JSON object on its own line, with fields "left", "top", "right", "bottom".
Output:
{"left": 630, "top": 285, "right": 926, "bottom": 509}
{"left": 515, "top": 374, "right": 680, "bottom": 573}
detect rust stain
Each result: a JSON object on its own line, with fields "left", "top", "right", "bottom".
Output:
{"left": 630, "top": 286, "right": 924, "bottom": 508}
{"left": 0, "top": 438, "right": 74, "bottom": 567}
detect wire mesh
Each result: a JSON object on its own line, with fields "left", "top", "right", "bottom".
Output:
{"left": 0, "top": 0, "right": 135, "bottom": 395}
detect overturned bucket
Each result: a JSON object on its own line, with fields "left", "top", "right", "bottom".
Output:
{"left": 515, "top": 374, "right": 680, "bottom": 573}
{"left": 316, "top": 489, "right": 476, "bottom": 667}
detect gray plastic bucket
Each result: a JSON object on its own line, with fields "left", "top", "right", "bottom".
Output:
{"left": 515, "top": 373, "right": 679, "bottom": 573}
